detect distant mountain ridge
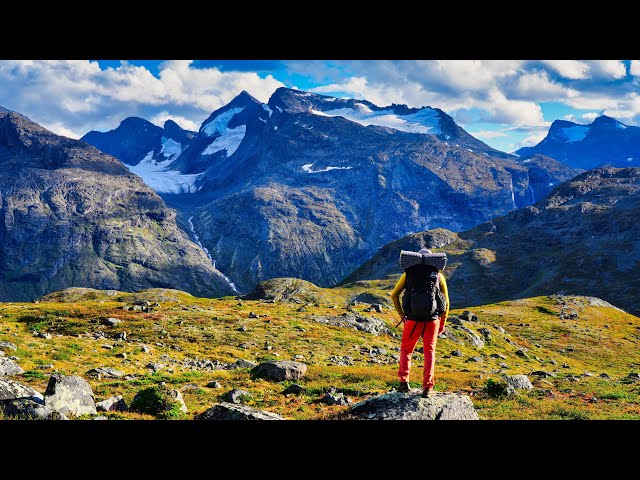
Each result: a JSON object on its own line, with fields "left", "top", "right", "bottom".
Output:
{"left": 516, "top": 115, "right": 640, "bottom": 169}
{"left": 82, "top": 87, "right": 579, "bottom": 293}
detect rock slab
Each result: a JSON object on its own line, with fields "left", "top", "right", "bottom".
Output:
{"left": 348, "top": 392, "right": 479, "bottom": 420}
{"left": 195, "top": 402, "right": 285, "bottom": 420}
{"left": 44, "top": 374, "right": 97, "bottom": 416}
{"left": 252, "top": 361, "right": 307, "bottom": 382}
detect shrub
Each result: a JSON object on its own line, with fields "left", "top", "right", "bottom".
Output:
{"left": 130, "top": 385, "right": 187, "bottom": 419}
{"left": 484, "top": 378, "right": 515, "bottom": 399}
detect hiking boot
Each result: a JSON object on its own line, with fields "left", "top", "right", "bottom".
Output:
{"left": 397, "top": 382, "right": 411, "bottom": 393}
{"left": 422, "top": 388, "right": 434, "bottom": 398}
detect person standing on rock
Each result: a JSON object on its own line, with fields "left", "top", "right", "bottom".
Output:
{"left": 390, "top": 248, "right": 449, "bottom": 398}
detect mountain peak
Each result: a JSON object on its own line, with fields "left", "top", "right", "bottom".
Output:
{"left": 228, "top": 90, "right": 261, "bottom": 107}
{"left": 118, "top": 117, "right": 161, "bottom": 132}
{"left": 591, "top": 115, "right": 625, "bottom": 128}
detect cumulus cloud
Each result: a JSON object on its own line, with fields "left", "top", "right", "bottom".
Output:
{"left": 0, "top": 60, "right": 284, "bottom": 138}
{"left": 540, "top": 60, "right": 590, "bottom": 80}
{"left": 586, "top": 60, "right": 627, "bottom": 79}
{"left": 468, "top": 130, "right": 507, "bottom": 140}
{"left": 630, "top": 60, "right": 640, "bottom": 76}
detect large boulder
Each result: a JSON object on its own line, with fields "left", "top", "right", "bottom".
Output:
{"left": 225, "top": 389, "right": 252, "bottom": 404}
{"left": 0, "top": 341, "right": 17, "bottom": 351}
{"left": 252, "top": 361, "right": 307, "bottom": 382}
{"left": 195, "top": 403, "right": 285, "bottom": 420}
{"left": 348, "top": 392, "right": 479, "bottom": 420}
{"left": 504, "top": 374, "right": 534, "bottom": 390}
{"left": 0, "top": 357, "right": 24, "bottom": 376}
{"left": 312, "top": 313, "right": 391, "bottom": 336}
{"left": 0, "top": 378, "right": 44, "bottom": 406}
{"left": 131, "top": 385, "right": 188, "bottom": 419}
{"left": 44, "top": 374, "right": 97, "bottom": 417}
{"left": 85, "top": 367, "right": 125, "bottom": 379}
{"left": 243, "top": 278, "right": 329, "bottom": 304}
{"left": 3, "top": 399, "right": 68, "bottom": 420}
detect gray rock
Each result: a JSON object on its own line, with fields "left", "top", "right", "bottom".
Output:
{"left": 0, "top": 378, "right": 44, "bottom": 403}
{"left": 283, "top": 384, "right": 304, "bottom": 395}
{"left": 96, "top": 395, "right": 127, "bottom": 412}
{"left": 478, "top": 328, "right": 492, "bottom": 340}
{"left": 312, "top": 313, "right": 391, "bottom": 336}
{"left": 371, "top": 346, "right": 387, "bottom": 356}
{"left": 450, "top": 350, "right": 463, "bottom": 357}
{"left": 252, "top": 361, "right": 307, "bottom": 382}
{"left": 115, "top": 332, "right": 127, "bottom": 341}
{"left": 195, "top": 402, "right": 285, "bottom": 420}
{"left": 456, "top": 325, "right": 485, "bottom": 349}
{"left": 141, "top": 345, "right": 151, "bottom": 353}
{"left": 44, "top": 374, "right": 97, "bottom": 417}
{"left": 206, "top": 381, "right": 222, "bottom": 389}
{"left": 248, "top": 312, "right": 258, "bottom": 319}
{"left": 499, "top": 362, "right": 509, "bottom": 368}
{"left": 38, "top": 364, "right": 54, "bottom": 370}
{"left": 104, "top": 318, "right": 122, "bottom": 326}
{"left": 3, "top": 398, "right": 68, "bottom": 420}
{"left": 504, "top": 374, "right": 533, "bottom": 390}
{"left": 448, "top": 316, "right": 464, "bottom": 326}
{"left": 490, "top": 353, "right": 506, "bottom": 359}
{"left": 225, "top": 389, "right": 253, "bottom": 404}
{"left": 582, "top": 371, "right": 595, "bottom": 377}
{"left": 101, "top": 345, "right": 114, "bottom": 350}
{"left": 0, "top": 341, "right": 17, "bottom": 351}
{"left": 92, "top": 416, "right": 108, "bottom": 420}
{"left": 625, "top": 373, "right": 640, "bottom": 382}
{"left": 35, "top": 332, "right": 52, "bottom": 340}
{"left": 496, "top": 326, "right": 506, "bottom": 334}
{"left": 146, "top": 363, "right": 165, "bottom": 372}
{"left": 599, "top": 373, "right": 610, "bottom": 379}
{"left": 328, "top": 355, "right": 354, "bottom": 366}
{"left": 371, "top": 304, "right": 384, "bottom": 313}
{"left": 515, "top": 349, "right": 528, "bottom": 358}
{"left": 460, "top": 310, "right": 478, "bottom": 322}
{"left": 466, "top": 356, "right": 483, "bottom": 363}
{"left": 530, "top": 370, "right": 556, "bottom": 378}
{"left": 293, "top": 354, "right": 306, "bottom": 361}
{"left": 85, "top": 367, "right": 125, "bottom": 379}
{"left": 349, "top": 392, "right": 479, "bottom": 420}
{"left": 116, "top": 353, "right": 127, "bottom": 359}
{"left": 231, "top": 359, "right": 258, "bottom": 369}
{"left": 0, "top": 357, "right": 24, "bottom": 376}
{"left": 324, "top": 392, "right": 350, "bottom": 405}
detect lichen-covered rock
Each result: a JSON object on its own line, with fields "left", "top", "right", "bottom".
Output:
{"left": 504, "top": 374, "right": 534, "bottom": 390}
{"left": 44, "top": 374, "right": 97, "bottom": 417}
{"left": 0, "top": 378, "right": 44, "bottom": 403}
{"left": 3, "top": 399, "right": 68, "bottom": 420}
{"left": 85, "top": 367, "right": 125, "bottom": 379}
{"left": 225, "top": 389, "right": 252, "bottom": 404}
{"left": 96, "top": 395, "right": 127, "bottom": 412}
{"left": 252, "top": 361, "right": 307, "bottom": 382}
{"left": 312, "top": 313, "right": 391, "bottom": 336}
{"left": 0, "top": 357, "right": 24, "bottom": 376}
{"left": 195, "top": 402, "right": 285, "bottom": 420}
{"left": 348, "top": 392, "right": 479, "bottom": 420}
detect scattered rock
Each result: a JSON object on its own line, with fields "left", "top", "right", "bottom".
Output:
{"left": 450, "top": 350, "right": 463, "bottom": 357}
{"left": 561, "top": 363, "right": 570, "bottom": 369}
{"left": 0, "top": 378, "right": 44, "bottom": 403}
{"left": 206, "top": 381, "right": 222, "bottom": 389}
{"left": 348, "top": 391, "right": 479, "bottom": 420}
{"left": 231, "top": 359, "right": 258, "bottom": 370}
{"left": 312, "top": 313, "right": 391, "bottom": 336}
{"left": 515, "top": 349, "right": 528, "bottom": 358}
{"left": 115, "top": 332, "right": 127, "bottom": 341}
{"left": 565, "top": 375, "right": 580, "bottom": 382}
{"left": 248, "top": 312, "right": 258, "bottom": 319}
{"left": 455, "top": 325, "right": 485, "bottom": 349}
{"left": 141, "top": 345, "right": 151, "bottom": 353}
{"left": 504, "top": 374, "right": 533, "bottom": 390}
{"left": 534, "top": 344, "right": 542, "bottom": 348}
{"left": 93, "top": 416, "right": 108, "bottom": 420}
{"left": 44, "top": 374, "right": 97, "bottom": 417}
{"left": 104, "top": 318, "right": 122, "bottom": 326}
{"left": 96, "top": 395, "right": 127, "bottom": 412}
{"left": 131, "top": 385, "right": 188, "bottom": 418}
{"left": 478, "top": 328, "right": 492, "bottom": 340}
{"left": 599, "top": 373, "right": 610, "bottom": 379}
{"left": 0, "top": 341, "right": 17, "bottom": 351}
{"left": 146, "top": 363, "right": 165, "bottom": 372}
{"left": 530, "top": 370, "right": 556, "bottom": 378}
{"left": 328, "top": 355, "right": 354, "bottom": 366}
{"left": 253, "top": 361, "right": 307, "bottom": 382}
{"left": 549, "top": 359, "right": 557, "bottom": 365}
{"left": 195, "top": 402, "right": 285, "bottom": 420}
{"left": 34, "top": 332, "right": 52, "bottom": 340}
{"left": 460, "top": 310, "right": 478, "bottom": 322}
{"left": 293, "top": 354, "right": 306, "bottom": 361}
{"left": 116, "top": 353, "right": 127, "bottom": 359}
{"left": 238, "top": 325, "right": 248, "bottom": 332}
{"left": 101, "top": 345, "right": 114, "bottom": 350}
{"left": 283, "top": 384, "right": 304, "bottom": 395}
{"left": 225, "top": 389, "right": 253, "bottom": 404}
{"left": 499, "top": 363, "right": 509, "bottom": 369}
{"left": 0, "top": 357, "right": 24, "bottom": 376}
{"left": 370, "top": 304, "right": 384, "bottom": 313}
{"left": 85, "top": 367, "right": 125, "bottom": 379}
{"left": 490, "top": 353, "right": 506, "bottom": 359}
{"left": 448, "top": 316, "right": 464, "bottom": 326}
{"left": 38, "top": 364, "right": 54, "bottom": 370}
{"left": 324, "top": 392, "right": 350, "bottom": 406}
{"left": 582, "top": 371, "right": 595, "bottom": 377}
{"left": 624, "top": 373, "right": 640, "bottom": 383}
{"left": 485, "top": 378, "right": 517, "bottom": 398}
{"left": 466, "top": 356, "right": 483, "bottom": 363}
{"left": 495, "top": 326, "right": 506, "bottom": 334}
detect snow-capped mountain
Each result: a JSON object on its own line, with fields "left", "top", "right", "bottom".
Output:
{"left": 83, "top": 87, "right": 578, "bottom": 293}
{"left": 516, "top": 115, "right": 640, "bottom": 169}
{"left": 81, "top": 118, "right": 198, "bottom": 194}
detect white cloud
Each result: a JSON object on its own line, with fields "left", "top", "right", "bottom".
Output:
{"left": 630, "top": 60, "right": 640, "bottom": 76}
{"left": 468, "top": 130, "right": 507, "bottom": 140}
{"left": 540, "top": 60, "right": 590, "bottom": 79}
{"left": 148, "top": 111, "right": 200, "bottom": 132}
{"left": 0, "top": 60, "right": 284, "bottom": 138}
{"left": 586, "top": 60, "right": 627, "bottom": 79}
{"left": 513, "top": 71, "right": 578, "bottom": 101}
{"left": 581, "top": 112, "right": 600, "bottom": 123}
{"left": 512, "top": 131, "right": 547, "bottom": 150}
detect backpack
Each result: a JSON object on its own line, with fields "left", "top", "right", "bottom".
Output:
{"left": 401, "top": 263, "right": 447, "bottom": 321}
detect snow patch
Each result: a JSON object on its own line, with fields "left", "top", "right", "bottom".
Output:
{"left": 202, "top": 124, "right": 246, "bottom": 157}
{"left": 528, "top": 185, "right": 536, "bottom": 204}
{"left": 302, "top": 163, "right": 353, "bottom": 173}
{"left": 311, "top": 106, "right": 441, "bottom": 135}
{"left": 548, "top": 182, "right": 555, "bottom": 187}
{"left": 627, "top": 157, "right": 634, "bottom": 161}
{"left": 125, "top": 150, "right": 203, "bottom": 194}
{"left": 262, "top": 104, "right": 273, "bottom": 117}
{"left": 560, "top": 125, "right": 589, "bottom": 142}
{"left": 159, "top": 137, "right": 182, "bottom": 160}
{"left": 617, "top": 123, "right": 627, "bottom": 129}
{"left": 201, "top": 107, "right": 244, "bottom": 137}
{"left": 275, "top": 106, "right": 283, "bottom": 113}
{"left": 188, "top": 216, "right": 238, "bottom": 294}
{"left": 522, "top": 159, "right": 532, "bottom": 163}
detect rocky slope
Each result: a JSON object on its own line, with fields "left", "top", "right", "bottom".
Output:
{"left": 83, "top": 88, "right": 577, "bottom": 293}
{"left": 0, "top": 106, "right": 235, "bottom": 301}
{"left": 516, "top": 115, "right": 640, "bottom": 169}
{"left": 344, "top": 167, "right": 640, "bottom": 316}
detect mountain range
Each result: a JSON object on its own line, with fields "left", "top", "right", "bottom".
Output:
{"left": 0, "top": 106, "right": 236, "bottom": 301}
{"left": 81, "top": 88, "right": 578, "bottom": 293}
{"left": 516, "top": 115, "right": 640, "bottom": 169}
{"left": 344, "top": 167, "right": 640, "bottom": 316}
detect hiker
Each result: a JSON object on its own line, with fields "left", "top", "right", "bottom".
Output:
{"left": 390, "top": 248, "right": 449, "bottom": 398}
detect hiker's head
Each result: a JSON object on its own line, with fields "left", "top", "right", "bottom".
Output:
{"left": 418, "top": 248, "right": 432, "bottom": 255}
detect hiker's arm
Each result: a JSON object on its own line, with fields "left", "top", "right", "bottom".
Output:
{"left": 439, "top": 273, "right": 450, "bottom": 333}
{"left": 390, "top": 273, "right": 406, "bottom": 320}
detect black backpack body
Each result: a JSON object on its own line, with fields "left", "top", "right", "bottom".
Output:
{"left": 402, "top": 264, "right": 446, "bottom": 321}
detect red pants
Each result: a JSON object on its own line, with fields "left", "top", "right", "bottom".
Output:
{"left": 398, "top": 318, "right": 440, "bottom": 389}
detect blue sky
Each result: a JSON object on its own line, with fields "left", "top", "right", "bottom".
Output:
{"left": 0, "top": 60, "right": 638, "bottom": 152}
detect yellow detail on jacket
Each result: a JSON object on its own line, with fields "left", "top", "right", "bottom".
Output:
{"left": 389, "top": 272, "right": 450, "bottom": 323}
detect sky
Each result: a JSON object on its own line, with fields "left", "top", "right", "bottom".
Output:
{"left": 0, "top": 60, "right": 639, "bottom": 153}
